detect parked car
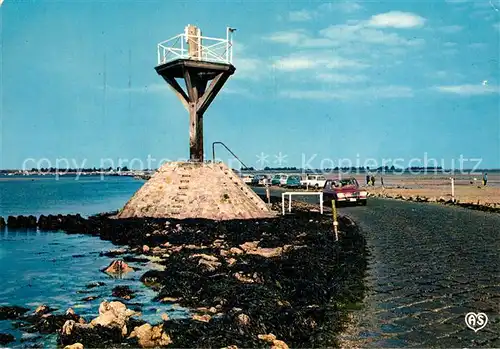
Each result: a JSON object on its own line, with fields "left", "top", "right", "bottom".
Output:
{"left": 301, "top": 175, "right": 327, "bottom": 189}
{"left": 323, "top": 177, "right": 367, "bottom": 205}
{"left": 241, "top": 174, "right": 254, "bottom": 184}
{"left": 271, "top": 174, "right": 283, "bottom": 186}
{"left": 251, "top": 174, "right": 270, "bottom": 186}
{"left": 279, "top": 174, "right": 289, "bottom": 186}
{"left": 285, "top": 175, "right": 302, "bottom": 188}
{"left": 260, "top": 175, "right": 272, "bottom": 186}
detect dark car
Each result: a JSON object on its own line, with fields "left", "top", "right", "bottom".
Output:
{"left": 323, "top": 177, "right": 367, "bottom": 205}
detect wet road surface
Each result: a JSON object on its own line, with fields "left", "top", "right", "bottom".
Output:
{"left": 338, "top": 198, "right": 500, "bottom": 347}
{"left": 254, "top": 188, "right": 499, "bottom": 347}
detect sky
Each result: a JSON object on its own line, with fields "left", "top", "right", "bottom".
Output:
{"left": 1, "top": 0, "right": 499, "bottom": 171}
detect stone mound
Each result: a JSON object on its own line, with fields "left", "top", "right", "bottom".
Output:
{"left": 116, "top": 162, "right": 273, "bottom": 220}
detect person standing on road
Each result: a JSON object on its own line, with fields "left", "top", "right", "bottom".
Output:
{"left": 366, "top": 174, "right": 370, "bottom": 186}
{"left": 381, "top": 176, "right": 384, "bottom": 187}
{"left": 483, "top": 173, "right": 488, "bottom": 186}
{"left": 371, "top": 175, "right": 376, "bottom": 186}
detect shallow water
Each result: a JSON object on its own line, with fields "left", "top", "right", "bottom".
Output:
{"left": 0, "top": 176, "right": 189, "bottom": 347}
{"left": 0, "top": 229, "right": 189, "bottom": 347}
{"left": 0, "top": 175, "right": 143, "bottom": 217}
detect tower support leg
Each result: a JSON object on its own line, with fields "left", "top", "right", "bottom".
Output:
{"left": 189, "top": 106, "right": 204, "bottom": 162}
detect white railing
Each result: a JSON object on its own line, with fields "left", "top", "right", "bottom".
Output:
{"left": 282, "top": 192, "right": 324, "bottom": 215}
{"left": 157, "top": 27, "right": 234, "bottom": 65}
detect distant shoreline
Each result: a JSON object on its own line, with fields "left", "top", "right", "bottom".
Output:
{"left": 1, "top": 168, "right": 499, "bottom": 176}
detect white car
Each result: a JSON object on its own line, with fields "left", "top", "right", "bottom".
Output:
{"left": 301, "top": 175, "right": 327, "bottom": 189}
{"left": 241, "top": 174, "right": 254, "bottom": 184}
{"left": 279, "top": 174, "right": 289, "bottom": 186}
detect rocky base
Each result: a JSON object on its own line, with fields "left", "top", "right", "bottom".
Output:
{"left": 2, "top": 197, "right": 367, "bottom": 348}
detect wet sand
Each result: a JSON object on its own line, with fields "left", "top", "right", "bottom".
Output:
{"left": 356, "top": 174, "right": 500, "bottom": 205}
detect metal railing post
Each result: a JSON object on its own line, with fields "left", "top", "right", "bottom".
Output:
{"left": 282, "top": 193, "right": 285, "bottom": 215}
{"left": 212, "top": 141, "right": 249, "bottom": 169}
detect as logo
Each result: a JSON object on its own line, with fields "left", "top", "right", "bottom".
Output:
{"left": 465, "top": 312, "right": 488, "bottom": 332}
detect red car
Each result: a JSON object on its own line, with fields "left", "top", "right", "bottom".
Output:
{"left": 323, "top": 177, "right": 367, "bottom": 206}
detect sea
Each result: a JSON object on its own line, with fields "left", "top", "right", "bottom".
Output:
{"left": 0, "top": 175, "right": 189, "bottom": 347}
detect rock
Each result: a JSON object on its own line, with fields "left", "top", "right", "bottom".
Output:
{"left": 226, "top": 258, "right": 237, "bottom": 266}
{"left": 247, "top": 247, "right": 288, "bottom": 258}
{"left": 272, "top": 339, "right": 289, "bottom": 349}
{"left": 258, "top": 333, "right": 288, "bottom": 349}
{"left": 60, "top": 303, "right": 136, "bottom": 346}
{"left": 90, "top": 301, "right": 137, "bottom": 336}
{"left": 152, "top": 246, "right": 166, "bottom": 255}
{"left": 212, "top": 239, "right": 224, "bottom": 247}
{"left": 103, "top": 260, "right": 134, "bottom": 275}
{"left": 0, "top": 305, "right": 30, "bottom": 320}
{"left": 81, "top": 296, "right": 98, "bottom": 302}
{"left": 428, "top": 197, "right": 437, "bottom": 203}
{"left": 7, "top": 215, "right": 37, "bottom": 228}
{"left": 258, "top": 333, "right": 277, "bottom": 342}
{"left": 64, "top": 343, "right": 84, "bottom": 349}
{"left": 190, "top": 253, "right": 218, "bottom": 262}
{"left": 239, "top": 241, "right": 259, "bottom": 252}
{"left": 161, "top": 313, "right": 169, "bottom": 321}
{"left": 234, "top": 272, "right": 255, "bottom": 283}
{"left": 128, "top": 323, "right": 172, "bottom": 348}
{"left": 35, "top": 305, "right": 50, "bottom": 316}
{"left": 192, "top": 314, "right": 211, "bottom": 322}
{"left": 160, "top": 297, "right": 179, "bottom": 303}
{"left": 66, "top": 308, "right": 75, "bottom": 316}
{"left": 0, "top": 217, "right": 5, "bottom": 228}
{"left": 112, "top": 286, "right": 135, "bottom": 300}
{"left": 229, "top": 247, "right": 244, "bottom": 255}
{"left": 99, "top": 249, "right": 127, "bottom": 257}
{"left": 86, "top": 282, "right": 106, "bottom": 289}
{"left": 236, "top": 313, "right": 250, "bottom": 326}
{"left": 0, "top": 333, "right": 15, "bottom": 345}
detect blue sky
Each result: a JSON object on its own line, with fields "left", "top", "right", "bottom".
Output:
{"left": 1, "top": 0, "right": 499, "bottom": 170}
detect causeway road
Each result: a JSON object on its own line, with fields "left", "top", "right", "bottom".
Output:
{"left": 254, "top": 187, "right": 500, "bottom": 347}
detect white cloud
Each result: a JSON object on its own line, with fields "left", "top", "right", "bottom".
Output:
{"left": 286, "top": 1, "right": 363, "bottom": 23}
{"left": 320, "top": 24, "right": 425, "bottom": 46}
{"left": 318, "top": 1, "right": 363, "bottom": 13}
{"left": 0, "top": 0, "right": 4, "bottom": 7}
{"left": 289, "top": 10, "right": 313, "bottom": 22}
{"left": 279, "top": 85, "right": 413, "bottom": 100}
{"left": 267, "top": 13, "right": 426, "bottom": 50}
{"left": 435, "top": 84, "right": 500, "bottom": 95}
{"left": 315, "top": 73, "right": 368, "bottom": 83}
{"left": 265, "top": 30, "right": 308, "bottom": 45}
{"left": 232, "top": 57, "right": 262, "bottom": 80}
{"left": 274, "top": 52, "right": 369, "bottom": 71}
{"left": 367, "top": 11, "right": 426, "bottom": 28}
{"left": 439, "top": 25, "right": 463, "bottom": 33}
{"left": 279, "top": 90, "right": 347, "bottom": 100}
{"left": 427, "top": 70, "right": 464, "bottom": 80}
{"left": 222, "top": 85, "right": 257, "bottom": 98}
